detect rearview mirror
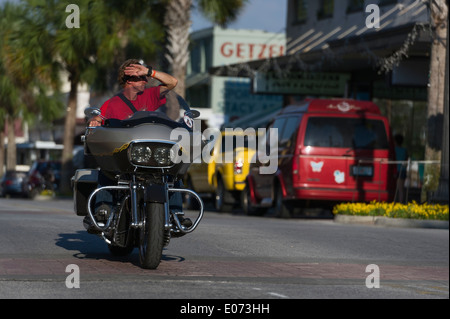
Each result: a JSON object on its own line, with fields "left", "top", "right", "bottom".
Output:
{"left": 185, "top": 110, "right": 200, "bottom": 119}
{"left": 84, "top": 106, "right": 102, "bottom": 119}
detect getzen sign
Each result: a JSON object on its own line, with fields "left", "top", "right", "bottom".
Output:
{"left": 219, "top": 42, "right": 285, "bottom": 61}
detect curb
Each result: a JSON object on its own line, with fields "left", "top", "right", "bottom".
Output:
{"left": 34, "top": 195, "right": 55, "bottom": 201}
{"left": 334, "top": 215, "right": 449, "bottom": 229}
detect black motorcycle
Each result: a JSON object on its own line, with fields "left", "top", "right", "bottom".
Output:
{"left": 72, "top": 92, "right": 204, "bottom": 269}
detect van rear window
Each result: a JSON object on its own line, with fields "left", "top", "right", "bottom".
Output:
{"left": 304, "top": 117, "right": 389, "bottom": 149}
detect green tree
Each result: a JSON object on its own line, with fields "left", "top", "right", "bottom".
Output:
{"left": 0, "top": 3, "right": 24, "bottom": 172}
{"left": 25, "top": 0, "right": 163, "bottom": 194}
{"left": 27, "top": 0, "right": 107, "bottom": 194}
{"left": 0, "top": 1, "right": 63, "bottom": 172}
{"left": 93, "top": 0, "right": 164, "bottom": 92}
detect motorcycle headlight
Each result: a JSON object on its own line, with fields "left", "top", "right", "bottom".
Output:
{"left": 128, "top": 142, "right": 178, "bottom": 168}
{"left": 130, "top": 145, "right": 152, "bottom": 165}
{"left": 153, "top": 147, "right": 174, "bottom": 166}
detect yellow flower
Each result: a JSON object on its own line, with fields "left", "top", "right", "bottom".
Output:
{"left": 333, "top": 201, "right": 448, "bottom": 220}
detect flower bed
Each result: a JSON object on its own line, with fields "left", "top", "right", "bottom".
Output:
{"left": 333, "top": 201, "right": 449, "bottom": 221}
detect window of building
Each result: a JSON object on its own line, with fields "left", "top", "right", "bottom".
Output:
{"left": 317, "top": 0, "right": 334, "bottom": 19}
{"left": 346, "top": 0, "right": 364, "bottom": 13}
{"left": 294, "top": 0, "right": 308, "bottom": 24}
{"left": 204, "top": 38, "right": 212, "bottom": 71}
{"left": 189, "top": 43, "right": 202, "bottom": 75}
{"left": 188, "top": 37, "right": 212, "bottom": 76}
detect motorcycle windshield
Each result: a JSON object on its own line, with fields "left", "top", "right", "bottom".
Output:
{"left": 101, "top": 90, "right": 196, "bottom": 130}
{"left": 104, "top": 111, "right": 189, "bottom": 130}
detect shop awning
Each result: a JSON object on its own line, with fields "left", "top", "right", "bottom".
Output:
{"left": 209, "top": 23, "right": 431, "bottom": 78}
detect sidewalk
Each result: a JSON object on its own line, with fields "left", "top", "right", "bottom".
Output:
{"left": 334, "top": 215, "right": 449, "bottom": 229}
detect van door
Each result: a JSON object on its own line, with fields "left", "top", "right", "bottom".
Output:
{"left": 299, "top": 115, "right": 350, "bottom": 196}
{"left": 278, "top": 116, "right": 301, "bottom": 197}
{"left": 345, "top": 117, "right": 392, "bottom": 201}
{"left": 298, "top": 115, "right": 392, "bottom": 201}
{"left": 253, "top": 118, "right": 286, "bottom": 200}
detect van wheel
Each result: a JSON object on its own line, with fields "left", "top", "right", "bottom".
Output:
{"left": 274, "top": 186, "right": 292, "bottom": 218}
{"left": 215, "top": 177, "right": 233, "bottom": 212}
{"left": 241, "top": 184, "right": 265, "bottom": 216}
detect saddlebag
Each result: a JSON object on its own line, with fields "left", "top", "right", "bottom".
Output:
{"left": 72, "top": 169, "right": 99, "bottom": 216}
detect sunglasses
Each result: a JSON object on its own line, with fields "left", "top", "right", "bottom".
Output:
{"left": 126, "top": 76, "right": 148, "bottom": 82}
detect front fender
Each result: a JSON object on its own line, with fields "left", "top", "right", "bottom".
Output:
{"left": 144, "top": 184, "right": 166, "bottom": 203}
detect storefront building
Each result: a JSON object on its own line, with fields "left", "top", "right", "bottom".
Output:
{"left": 186, "top": 26, "right": 286, "bottom": 129}
{"left": 213, "top": 0, "right": 434, "bottom": 157}
{"left": 211, "top": 0, "right": 447, "bottom": 201}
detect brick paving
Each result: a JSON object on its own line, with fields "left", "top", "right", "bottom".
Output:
{"left": 0, "top": 202, "right": 447, "bottom": 298}
{"left": 1, "top": 256, "right": 448, "bottom": 282}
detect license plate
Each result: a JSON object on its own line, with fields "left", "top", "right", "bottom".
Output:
{"left": 351, "top": 166, "right": 373, "bottom": 177}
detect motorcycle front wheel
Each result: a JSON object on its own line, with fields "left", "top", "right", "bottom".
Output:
{"left": 139, "top": 202, "right": 165, "bottom": 269}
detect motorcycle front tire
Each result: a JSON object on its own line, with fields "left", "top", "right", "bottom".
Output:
{"left": 139, "top": 202, "right": 165, "bottom": 269}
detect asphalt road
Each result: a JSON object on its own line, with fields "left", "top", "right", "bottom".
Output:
{"left": 0, "top": 197, "right": 448, "bottom": 302}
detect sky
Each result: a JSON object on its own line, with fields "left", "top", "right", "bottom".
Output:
{"left": 0, "top": 0, "right": 287, "bottom": 34}
{"left": 191, "top": 0, "right": 287, "bottom": 33}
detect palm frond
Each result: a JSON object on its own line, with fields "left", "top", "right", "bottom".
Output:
{"left": 196, "top": 0, "right": 249, "bottom": 26}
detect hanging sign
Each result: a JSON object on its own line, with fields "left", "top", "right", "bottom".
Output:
{"left": 253, "top": 71, "right": 351, "bottom": 95}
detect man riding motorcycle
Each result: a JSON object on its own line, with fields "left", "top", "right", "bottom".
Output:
{"left": 88, "top": 59, "right": 177, "bottom": 126}
{"left": 86, "top": 59, "right": 192, "bottom": 232}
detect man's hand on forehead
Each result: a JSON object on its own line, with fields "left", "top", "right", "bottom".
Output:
{"left": 124, "top": 64, "right": 147, "bottom": 77}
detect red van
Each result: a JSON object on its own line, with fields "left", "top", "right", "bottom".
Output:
{"left": 243, "top": 99, "right": 396, "bottom": 217}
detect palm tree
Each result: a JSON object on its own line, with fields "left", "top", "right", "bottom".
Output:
{"left": 95, "top": 0, "right": 165, "bottom": 92}
{"left": 0, "top": 2, "right": 63, "bottom": 172}
{"left": 163, "top": 0, "right": 249, "bottom": 119}
{"left": 25, "top": 0, "right": 165, "bottom": 193}
{"left": 0, "top": 56, "right": 22, "bottom": 172}
{"left": 0, "top": 3, "right": 23, "bottom": 172}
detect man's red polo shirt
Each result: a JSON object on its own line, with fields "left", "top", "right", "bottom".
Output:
{"left": 100, "top": 86, "right": 166, "bottom": 120}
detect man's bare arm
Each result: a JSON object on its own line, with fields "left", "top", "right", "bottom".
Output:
{"left": 125, "top": 64, "right": 178, "bottom": 96}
